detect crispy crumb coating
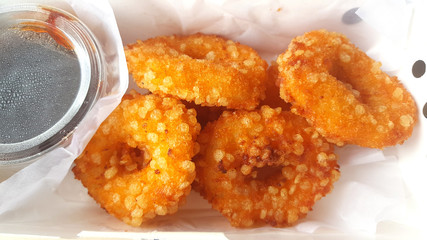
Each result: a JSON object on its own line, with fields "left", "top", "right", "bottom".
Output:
{"left": 73, "top": 92, "right": 201, "bottom": 226}
{"left": 194, "top": 106, "right": 340, "bottom": 227}
{"left": 277, "top": 29, "right": 417, "bottom": 148}
{"left": 125, "top": 33, "right": 268, "bottom": 110}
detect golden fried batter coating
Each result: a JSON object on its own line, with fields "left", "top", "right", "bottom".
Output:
{"left": 194, "top": 106, "right": 340, "bottom": 227}
{"left": 73, "top": 92, "right": 201, "bottom": 226}
{"left": 125, "top": 33, "right": 268, "bottom": 110}
{"left": 277, "top": 29, "right": 417, "bottom": 148}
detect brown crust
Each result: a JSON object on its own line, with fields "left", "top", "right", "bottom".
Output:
{"left": 73, "top": 91, "right": 201, "bottom": 226}
{"left": 277, "top": 29, "right": 417, "bottom": 148}
{"left": 125, "top": 33, "right": 268, "bottom": 110}
{"left": 194, "top": 106, "right": 340, "bottom": 227}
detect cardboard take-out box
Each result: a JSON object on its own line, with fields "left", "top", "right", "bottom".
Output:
{"left": 0, "top": 0, "right": 426, "bottom": 239}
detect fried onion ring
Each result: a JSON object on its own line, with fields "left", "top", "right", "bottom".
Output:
{"left": 73, "top": 92, "right": 201, "bottom": 226}
{"left": 125, "top": 33, "right": 268, "bottom": 110}
{"left": 277, "top": 29, "right": 417, "bottom": 148}
{"left": 194, "top": 106, "right": 340, "bottom": 227}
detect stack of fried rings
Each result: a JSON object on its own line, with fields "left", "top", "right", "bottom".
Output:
{"left": 73, "top": 30, "right": 417, "bottom": 228}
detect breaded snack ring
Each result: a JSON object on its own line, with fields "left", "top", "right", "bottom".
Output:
{"left": 73, "top": 92, "right": 201, "bottom": 226}
{"left": 194, "top": 106, "right": 340, "bottom": 227}
{"left": 277, "top": 29, "right": 417, "bottom": 148}
{"left": 125, "top": 33, "right": 268, "bottom": 110}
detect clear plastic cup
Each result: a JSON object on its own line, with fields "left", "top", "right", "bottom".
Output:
{"left": 0, "top": 4, "right": 105, "bottom": 181}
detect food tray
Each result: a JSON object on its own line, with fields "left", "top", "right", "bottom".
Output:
{"left": 0, "top": 0, "right": 426, "bottom": 239}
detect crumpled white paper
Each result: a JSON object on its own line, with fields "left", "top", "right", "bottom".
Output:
{"left": 1, "top": 0, "right": 426, "bottom": 239}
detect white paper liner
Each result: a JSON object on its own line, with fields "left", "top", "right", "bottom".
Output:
{"left": 1, "top": 0, "right": 427, "bottom": 238}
